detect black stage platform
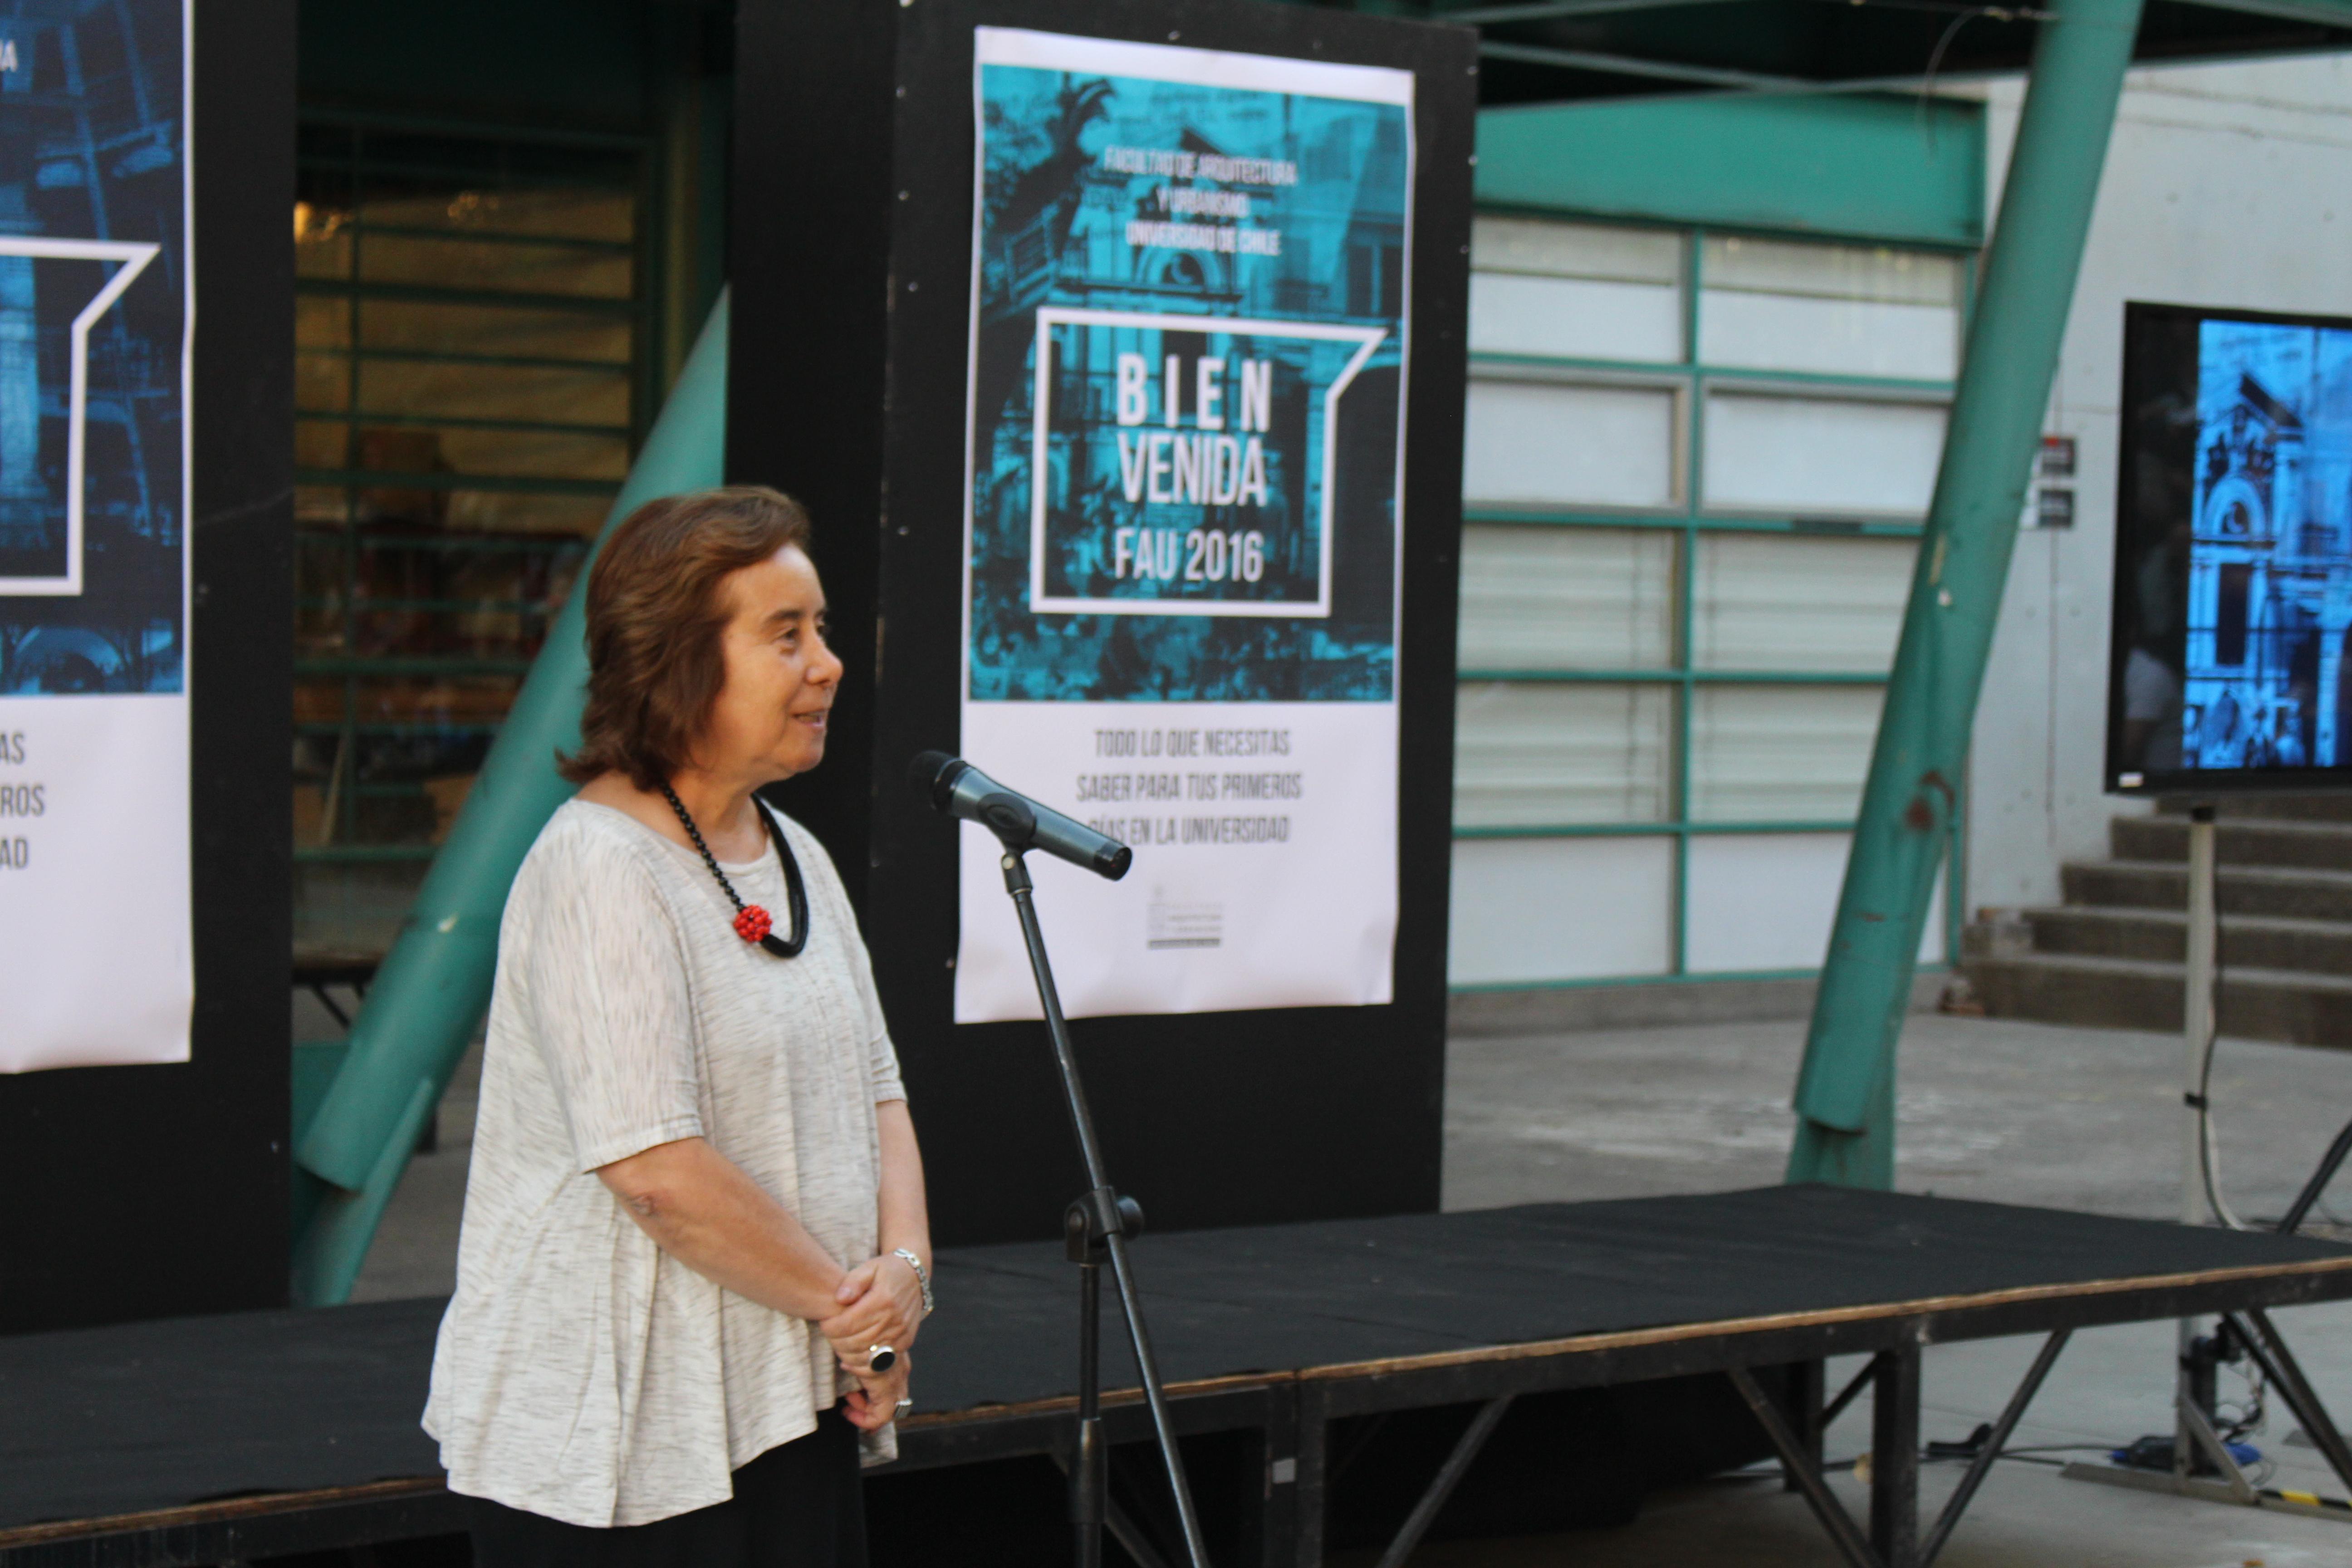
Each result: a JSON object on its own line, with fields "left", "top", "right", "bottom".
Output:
{"left": 9, "top": 1186, "right": 2352, "bottom": 1568}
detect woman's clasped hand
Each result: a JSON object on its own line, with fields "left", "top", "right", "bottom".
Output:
{"left": 823, "top": 1250, "right": 927, "bottom": 1430}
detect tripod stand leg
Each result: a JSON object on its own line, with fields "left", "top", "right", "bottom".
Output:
{"left": 1076, "top": 1257, "right": 1105, "bottom": 1568}
{"left": 1000, "top": 851, "right": 1215, "bottom": 1568}
{"left": 1103, "top": 1225, "right": 1214, "bottom": 1566}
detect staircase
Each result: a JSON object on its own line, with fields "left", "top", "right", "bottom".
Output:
{"left": 1963, "top": 797, "right": 2352, "bottom": 1047}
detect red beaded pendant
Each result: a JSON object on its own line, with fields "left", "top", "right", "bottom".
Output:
{"left": 661, "top": 783, "right": 808, "bottom": 958}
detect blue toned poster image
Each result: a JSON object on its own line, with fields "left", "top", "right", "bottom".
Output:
{"left": 956, "top": 29, "right": 1415, "bottom": 1026}
{"left": 0, "top": 0, "right": 187, "bottom": 692}
{"left": 966, "top": 30, "right": 1409, "bottom": 703}
{"left": 0, "top": 0, "right": 194, "bottom": 1074}
{"left": 2179, "top": 318, "right": 2352, "bottom": 772}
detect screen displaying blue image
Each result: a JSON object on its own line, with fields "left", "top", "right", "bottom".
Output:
{"left": 2111, "top": 304, "right": 2352, "bottom": 788}
{"left": 2180, "top": 320, "right": 2352, "bottom": 770}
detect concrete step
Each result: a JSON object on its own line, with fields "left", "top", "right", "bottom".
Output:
{"left": 2157, "top": 794, "right": 2352, "bottom": 823}
{"left": 2001, "top": 906, "right": 2352, "bottom": 971}
{"left": 1964, "top": 951, "right": 2352, "bottom": 1047}
{"left": 2112, "top": 814, "right": 2352, "bottom": 872}
{"left": 2060, "top": 859, "right": 2352, "bottom": 923}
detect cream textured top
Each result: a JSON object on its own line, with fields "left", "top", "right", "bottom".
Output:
{"left": 423, "top": 798, "right": 906, "bottom": 1528}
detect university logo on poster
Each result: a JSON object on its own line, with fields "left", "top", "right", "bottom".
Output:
{"left": 0, "top": 0, "right": 193, "bottom": 1072}
{"left": 957, "top": 27, "right": 1413, "bottom": 1023}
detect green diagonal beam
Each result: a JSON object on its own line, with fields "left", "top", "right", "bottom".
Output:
{"left": 1787, "top": 0, "right": 2145, "bottom": 1186}
{"left": 291, "top": 291, "right": 731, "bottom": 1304}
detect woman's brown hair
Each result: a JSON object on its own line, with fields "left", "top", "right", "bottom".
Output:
{"left": 559, "top": 486, "right": 814, "bottom": 789}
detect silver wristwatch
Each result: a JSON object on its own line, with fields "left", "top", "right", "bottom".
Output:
{"left": 893, "top": 1247, "right": 935, "bottom": 1317}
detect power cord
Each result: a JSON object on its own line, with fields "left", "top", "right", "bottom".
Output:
{"left": 2189, "top": 893, "right": 2352, "bottom": 1238}
{"left": 2187, "top": 895, "right": 2253, "bottom": 1231}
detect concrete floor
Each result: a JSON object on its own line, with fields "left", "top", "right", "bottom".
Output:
{"left": 344, "top": 1003, "right": 2352, "bottom": 1564}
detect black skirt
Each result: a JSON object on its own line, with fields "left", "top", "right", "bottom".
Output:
{"left": 466, "top": 1406, "right": 866, "bottom": 1568}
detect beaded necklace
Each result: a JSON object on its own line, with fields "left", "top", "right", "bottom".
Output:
{"left": 660, "top": 783, "right": 810, "bottom": 957}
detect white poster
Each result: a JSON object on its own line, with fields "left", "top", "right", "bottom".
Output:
{"left": 957, "top": 28, "right": 1413, "bottom": 1022}
{"left": 0, "top": 0, "right": 194, "bottom": 1072}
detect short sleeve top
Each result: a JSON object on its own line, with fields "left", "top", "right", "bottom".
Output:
{"left": 423, "top": 798, "right": 906, "bottom": 1528}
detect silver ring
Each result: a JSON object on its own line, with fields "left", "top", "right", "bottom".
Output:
{"left": 895, "top": 1396, "right": 914, "bottom": 1413}
{"left": 867, "top": 1343, "right": 898, "bottom": 1373}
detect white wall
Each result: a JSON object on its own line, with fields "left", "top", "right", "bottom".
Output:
{"left": 1969, "top": 55, "right": 2352, "bottom": 910}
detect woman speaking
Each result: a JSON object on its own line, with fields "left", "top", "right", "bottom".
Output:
{"left": 425, "top": 487, "right": 930, "bottom": 1568}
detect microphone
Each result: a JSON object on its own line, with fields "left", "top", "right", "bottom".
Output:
{"left": 909, "top": 751, "right": 1133, "bottom": 880}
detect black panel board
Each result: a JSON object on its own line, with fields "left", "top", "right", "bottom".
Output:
{"left": 0, "top": 1, "right": 295, "bottom": 1334}
{"left": 730, "top": 0, "right": 1475, "bottom": 1247}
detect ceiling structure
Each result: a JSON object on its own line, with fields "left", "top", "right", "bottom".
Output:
{"left": 1378, "top": 0, "right": 2352, "bottom": 106}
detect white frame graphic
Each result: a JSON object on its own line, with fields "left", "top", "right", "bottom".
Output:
{"left": 1028, "top": 306, "right": 1384, "bottom": 618}
{"left": 0, "top": 236, "right": 164, "bottom": 597}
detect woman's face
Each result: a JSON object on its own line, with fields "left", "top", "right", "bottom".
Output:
{"left": 695, "top": 544, "right": 843, "bottom": 784}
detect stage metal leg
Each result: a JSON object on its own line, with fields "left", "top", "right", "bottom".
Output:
{"left": 1242, "top": 1384, "right": 1299, "bottom": 1568}
{"left": 1730, "top": 1366, "right": 1886, "bottom": 1568}
{"left": 2234, "top": 1310, "right": 2352, "bottom": 1495}
{"left": 1293, "top": 1385, "right": 1328, "bottom": 1568}
{"left": 1919, "top": 1329, "right": 2070, "bottom": 1568}
{"left": 1824, "top": 1357, "right": 1877, "bottom": 1426}
{"left": 1106, "top": 1495, "right": 1180, "bottom": 1568}
{"left": 1371, "top": 1396, "right": 1514, "bottom": 1568}
{"left": 1871, "top": 1344, "right": 1921, "bottom": 1568}
{"left": 1048, "top": 1447, "right": 1177, "bottom": 1568}
{"left": 1790, "top": 1361, "right": 1828, "bottom": 1493}
{"left": 1793, "top": 1356, "right": 1881, "bottom": 1495}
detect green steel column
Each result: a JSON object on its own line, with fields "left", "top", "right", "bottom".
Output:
{"left": 1787, "top": 0, "right": 2143, "bottom": 1187}
{"left": 291, "top": 293, "right": 732, "bottom": 1304}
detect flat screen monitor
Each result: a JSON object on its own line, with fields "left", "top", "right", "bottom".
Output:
{"left": 2109, "top": 301, "right": 2352, "bottom": 794}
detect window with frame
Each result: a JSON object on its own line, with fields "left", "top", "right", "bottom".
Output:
{"left": 1450, "top": 217, "right": 1964, "bottom": 988}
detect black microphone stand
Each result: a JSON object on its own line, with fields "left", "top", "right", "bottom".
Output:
{"left": 984, "top": 819, "right": 1213, "bottom": 1568}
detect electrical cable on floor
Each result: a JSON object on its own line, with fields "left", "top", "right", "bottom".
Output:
{"left": 2218, "top": 1346, "right": 2268, "bottom": 1446}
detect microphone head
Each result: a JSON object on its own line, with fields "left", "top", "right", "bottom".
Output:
{"left": 1097, "top": 842, "right": 1133, "bottom": 881}
{"left": 910, "top": 750, "right": 970, "bottom": 812}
